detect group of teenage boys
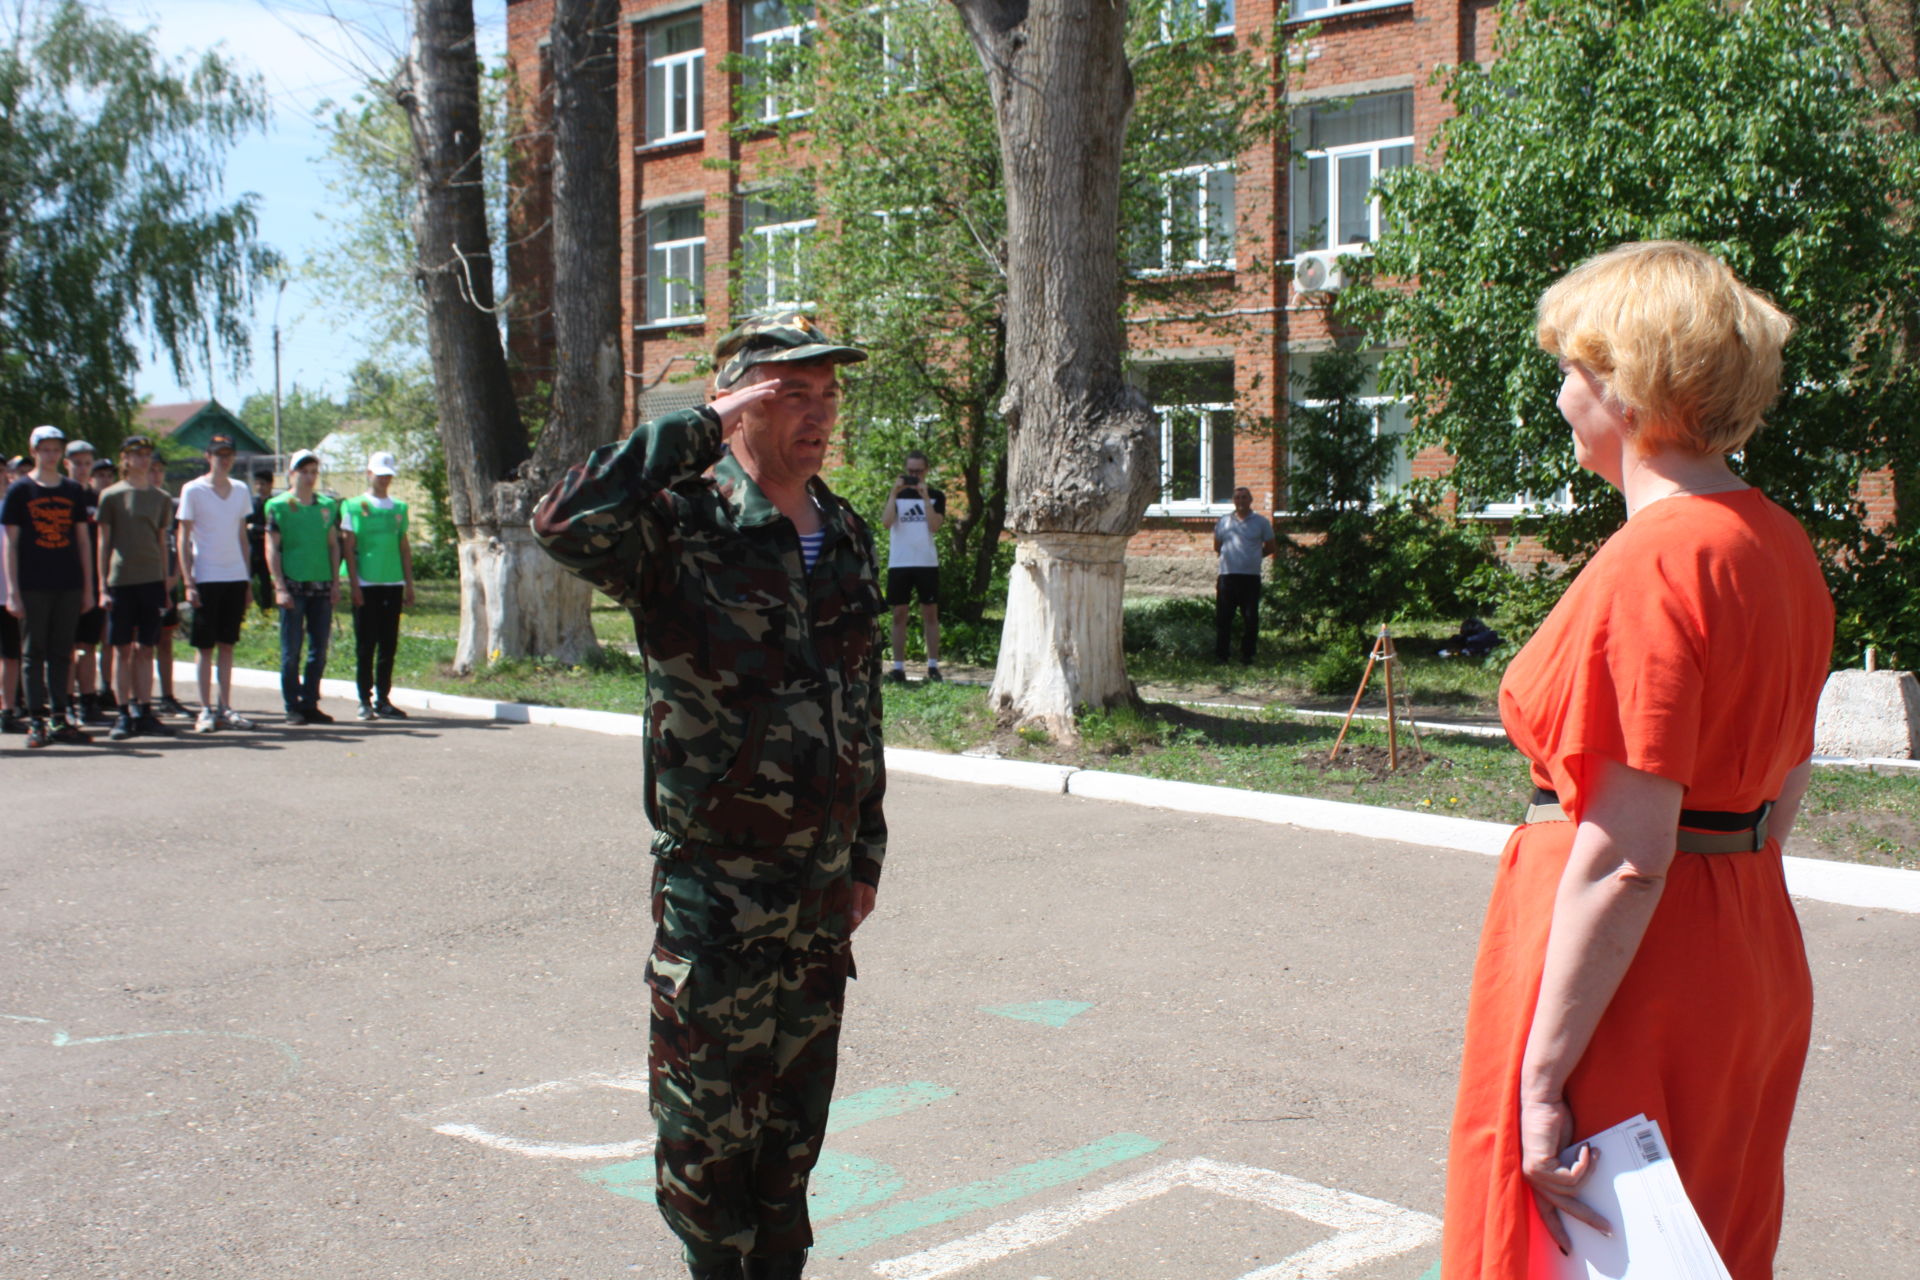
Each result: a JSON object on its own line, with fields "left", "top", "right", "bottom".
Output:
{"left": 1, "top": 427, "right": 416, "bottom": 748}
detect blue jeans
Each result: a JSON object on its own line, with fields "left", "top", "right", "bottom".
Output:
{"left": 279, "top": 590, "right": 333, "bottom": 712}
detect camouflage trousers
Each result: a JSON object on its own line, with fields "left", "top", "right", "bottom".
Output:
{"left": 646, "top": 847, "right": 855, "bottom": 1266}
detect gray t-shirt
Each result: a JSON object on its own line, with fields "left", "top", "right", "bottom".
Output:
{"left": 1214, "top": 511, "right": 1273, "bottom": 576}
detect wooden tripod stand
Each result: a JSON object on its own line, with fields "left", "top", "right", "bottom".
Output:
{"left": 1327, "top": 625, "right": 1422, "bottom": 769}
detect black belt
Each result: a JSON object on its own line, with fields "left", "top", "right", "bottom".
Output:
{"left": 1523, "top": 787, "right": 1774, "bottom": 854}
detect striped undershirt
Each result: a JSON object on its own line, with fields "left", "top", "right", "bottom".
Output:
{"left": 798, "top": 529, "right": 826, "bottom": 571}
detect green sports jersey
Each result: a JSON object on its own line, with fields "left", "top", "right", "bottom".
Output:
{"left": 265, "top": 491, "right": 340, "bottom": 584}
{"left": 341, "top": 494, "right": 409, "bottom": 584}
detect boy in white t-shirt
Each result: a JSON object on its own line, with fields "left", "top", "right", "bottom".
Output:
{"left": 176, "top": 434, "right": 258, "bottom": 732}
{"left": 879, "top": 449, "right": 945, "bottom": 683}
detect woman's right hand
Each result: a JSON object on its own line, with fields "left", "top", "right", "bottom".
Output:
{"left": 1519, "top": 1088, "right": 1611, "bottom": 1253}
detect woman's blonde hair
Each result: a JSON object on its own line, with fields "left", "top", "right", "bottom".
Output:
{"left": 1535, "top": 241, "right": 1795, "bottom": 456}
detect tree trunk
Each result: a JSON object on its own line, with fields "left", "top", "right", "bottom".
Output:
{"left": 403, "top": 0, "right": 596, "bottom": 670}
{"left": 951, "top": 0, "right": 1160, "bottom": 736}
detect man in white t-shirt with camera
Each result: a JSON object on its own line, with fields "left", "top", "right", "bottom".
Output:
{"left": 880, "top": 450, "right": 944, "bottom": 683}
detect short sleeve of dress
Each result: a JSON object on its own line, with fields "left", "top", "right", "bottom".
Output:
{"left": 1540, "top": 534, "right": 1708, "bottom": 817}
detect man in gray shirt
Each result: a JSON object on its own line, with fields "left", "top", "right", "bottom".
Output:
{"left": 1213, "top": 486, "right": 1276, "bottom": 664}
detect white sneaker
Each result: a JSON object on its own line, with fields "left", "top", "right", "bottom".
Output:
{"left": 216, "top": 707, "right": 255, "bottom": 730}
{"left": 194, "top": 707, "right": 218, "bottom": 734}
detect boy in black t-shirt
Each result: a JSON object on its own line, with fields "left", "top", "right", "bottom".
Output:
{"left": 1, "top": 425, "right": 97, "bottom": 746}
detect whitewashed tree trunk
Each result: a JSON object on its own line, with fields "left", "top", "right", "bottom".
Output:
{"left": 455, "top": 525, "right": 597, "bottom": 671}
{"left": 952, "top": 0, "right": 1161, "bottom": 736}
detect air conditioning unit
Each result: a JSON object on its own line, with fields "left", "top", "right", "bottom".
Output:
{"left": 1293, "top": 249, "right": 1348, "bottom": 293}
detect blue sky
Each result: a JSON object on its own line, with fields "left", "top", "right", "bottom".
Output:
{"left": 101, "top": 0, "right": 508, "bottom": 410}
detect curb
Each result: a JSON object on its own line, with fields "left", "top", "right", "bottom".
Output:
{"left": 185, "top": 664, "right": 1920, "bottom": 915}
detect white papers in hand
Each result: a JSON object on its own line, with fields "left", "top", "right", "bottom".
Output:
{"left": 1527, "top": 1113, "right": 1732, "bottom": 1280}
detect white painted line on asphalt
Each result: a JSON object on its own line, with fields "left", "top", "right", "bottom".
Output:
{"left": 871, "top": 1156, "right": 1439, "bottom": 1280}
{"left": 194, "top": 665, "right": 1920, "bottom": 913}
{"left": 429, "top": 1122, "right": 655, "bottom": 1162}
{"left": 412, "top": 1068, "right": 655, "bottom": 1161}
{"left": 1067, "top": 769, "right": 1517, "bottom": 857}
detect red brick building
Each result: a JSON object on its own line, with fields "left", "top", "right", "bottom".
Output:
{"left": 501, "top": 0, "right": 1505, "bottom": 588}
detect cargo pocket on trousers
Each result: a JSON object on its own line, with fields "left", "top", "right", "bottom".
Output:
{"left": 645, "top": 940, "right": 699, "bottom": 1115}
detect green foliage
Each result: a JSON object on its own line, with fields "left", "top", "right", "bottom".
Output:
{"left": 235, "top": 384, "right": 348, "bottom": 454}
{"left": 1306, "top": 644, "right": 1370, "bottom": 698}
{"left": 1270, "top": 350, "right": 1498, "bottom": 640}
{"left": 0, "top": 0, "right": 277, "bottom": 454}
{"left": 1463, "top": 559, "right": 1577, "bottom": 664}
{"left": 1122, "top": 595, "right": 1218, "bottom": 659}
{"left": 736, "top": 1, "right": 1289, "bottom": 623}
{"left": 1829, "top": 529, "right": 1920, "bottom": 670}
{"left": 1349, "top": 0, "right": 1920, "bottom": 567}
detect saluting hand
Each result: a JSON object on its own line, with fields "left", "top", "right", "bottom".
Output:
{"left": 709, "top": 379, "right": 781, "bottom": 441}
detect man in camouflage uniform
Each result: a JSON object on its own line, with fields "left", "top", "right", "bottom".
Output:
{"left": 532, "top": 311, "right": 886, "bottom": 1280}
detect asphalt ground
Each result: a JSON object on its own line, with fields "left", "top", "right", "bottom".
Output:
{"left": 3, "top": 692, "right": 1916, "bottom": 1280}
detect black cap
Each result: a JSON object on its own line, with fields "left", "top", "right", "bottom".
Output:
{"left": 120, "top": 434, "right": 155, "bottom": 453}
{"left": 205, "top": 433, "right": 236, "bottom": 454}
{"left": 92, "top": 459, "right": 117, "bottom": 474}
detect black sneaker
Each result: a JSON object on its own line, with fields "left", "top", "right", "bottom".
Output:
{"left": 374, "top": 700, "right": 409, "bottom": 720}
{"left": 109, "top": 711, "right": 135, "bottom": 741}
{"left": 134, "top": 709, "right": 175, "bottom": 737}
{"left": 885, "top": 669, "right": 907, "bottom": 684}
{"left": 25, "top": 718, "right": 51, "bottom": 749}
{"left": 158, "top": 695, "right": 190, "bottom": 718}
{"left": 357, "top": 702, "right": 378, "bottom": 722}
{"left": 925, "top": 666, "right": 943, "bottom": 683}
{"left": 301, "top": 704, "right": 335, "bottom": 725}
{"left": 1, "top": 709, "right": 24, "bottom": 735}
{"left": 49, "top": 718, "right": 92, "bottom": 746}
{"left": 79, "top": 693, "right": 104, "bottom": 723}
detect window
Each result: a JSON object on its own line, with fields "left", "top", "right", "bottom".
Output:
{"left": 1286, "top": 352, "right": 1412, "bottom": 501}
{"left": 1160, "top": 0, "right": 1235, "bottom": 38}
{"left": 740, "top": 196, "right": 816, "bottom": 309}
{"left": 646, "top": 202, "right": 706, "bottom": 324}
{"left": 1289, "top": 91, "right": 1413, "bottom": 255}
{"left": 644, "top": 14, "right": 704, "bottom": 144}
{"left": 1141, "top": 361, "right": 1237, "bottom": 513}
{"left": 1288, "top": 0, "right": 1409, "bottom": 19}
{"left": 865, "top": 1, "right": 928, "bottom": 90}
{"left": 1131, "top": 163, "right": 1236, "bottom": 273}
{"left": 742, "top": 0, "right": 815, "bottom": 123}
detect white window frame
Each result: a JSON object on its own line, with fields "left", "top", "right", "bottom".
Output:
{"left": 868, "top": 1, "right": 927, "bottom": 90}
{"left": 645, "top": 203, "right": 707, "bottom": 325}
{"left": 1137, "top": 162, "right": 1236, "bottom": 274}
{"left": 1159, "top": 0, "right": 1236, "bottom": 39}
{"left": 741, "top": 204, "right": 816, "bottom": 309}
{"left": 644, "top": 15, "right": 705, "bottom": 144}
{"left": 1287, "top": 0, "right": 1412, "bottom": 22}
{"left": 1142, "top": 401, "right": 1237, "bottom": 516}
{"left": 1290, "top": 97, "right": 1413, "bottom": 257}
{"left": 1284, "top": 352, "right": 1413, "bottom": 508}
{"left": 743, "top": 0, "right": 816, "bottom": 123}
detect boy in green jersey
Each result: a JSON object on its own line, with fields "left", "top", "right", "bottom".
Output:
{"left": 266, "top": 450, "right": 342, "bottom": 725}
{"left": 340, "top": 450, "right": 415, "bottom": 720}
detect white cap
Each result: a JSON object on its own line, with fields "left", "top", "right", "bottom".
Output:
{"left": 367, "top": 450, "right": 399, "bottom": 477}
{"left": 65, "top": 439, "right": 95, "bottom": 457}
{"left": 288, "top": 449, "right": 321, "bottom": 473}
{"left": 29, "top": 425, "right": 65, "bottom": 448}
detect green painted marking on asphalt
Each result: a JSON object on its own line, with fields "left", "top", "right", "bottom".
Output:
{"left": 808, "top": 1149, "right": 904, "bottom": 1220}
{"left": 811, "top": 1131, "right": 1163, "bottom": 1256}
{"left": 580, "top": 1157, "right": 653, "bottom": 1201}
{"left": 1416, "top": 1262, "right": 1440, "bottom": 1280}
{"left": 979, "top": 999, "right": 1094, "bottom": 1028}
{"left": 826, "top": 1081, "right": 956, "bottom": 1135}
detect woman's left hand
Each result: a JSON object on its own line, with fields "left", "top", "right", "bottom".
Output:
{"left": 1519, "top": 1088, "right": 1610, "bottom": 1253}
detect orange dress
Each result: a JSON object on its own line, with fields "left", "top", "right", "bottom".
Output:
{"left": 1442, "top": 489, "right": 1834, "bottom": 1280}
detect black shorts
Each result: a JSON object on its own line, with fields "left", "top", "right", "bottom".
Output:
{"left": 74, "top": 605, "right": 106, "bottom": 646}
{"left": 0, "top": 609, "right": 19, "bottom": 661}
{"left": 108, "top": 581, "right": 170, "bottom": 649}
{"left": 886, "top": 566, "right": 940, "bottom": 607}
{"left": 189, "top": 580, "right": 250, "bottom": 649}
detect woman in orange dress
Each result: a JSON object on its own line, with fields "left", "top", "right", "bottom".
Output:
{"left": 1442, "top": 241, "right": 1834, "bottom": 1280}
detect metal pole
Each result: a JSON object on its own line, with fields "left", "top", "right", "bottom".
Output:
{"left": 272, "top": 279, "right": 287, "bottom": 464}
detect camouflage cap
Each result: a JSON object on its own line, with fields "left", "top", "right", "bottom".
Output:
{"left": 713, "top": 308, "right": 866, "bottom": 390}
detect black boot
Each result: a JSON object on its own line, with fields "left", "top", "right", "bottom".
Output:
{"left": 689, "top": 1261, "right": 745, "bottom": 1280}
{"left": 745, "top": 1251, "right": 807, "bottom": 1280}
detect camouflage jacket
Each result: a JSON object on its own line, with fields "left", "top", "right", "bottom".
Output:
{"left": 531, "top": 407, "right": 887, "bottom": 888}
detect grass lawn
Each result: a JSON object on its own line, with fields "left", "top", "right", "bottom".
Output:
{"left": 222, "top": 584, "right": 1919, "bottom": 871}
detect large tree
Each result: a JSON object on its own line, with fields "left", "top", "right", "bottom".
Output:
{"left": 0, "top": 0, "right": 276, "bottom": 452}
{"left": 744, "top": 1, "right": 1281, "bottom": 638}
{"left": 398, "top": 0, "right": 611, "bottom": 669}
{"left": 1351, "top": 0, "right": 1920, "bottom": 568}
